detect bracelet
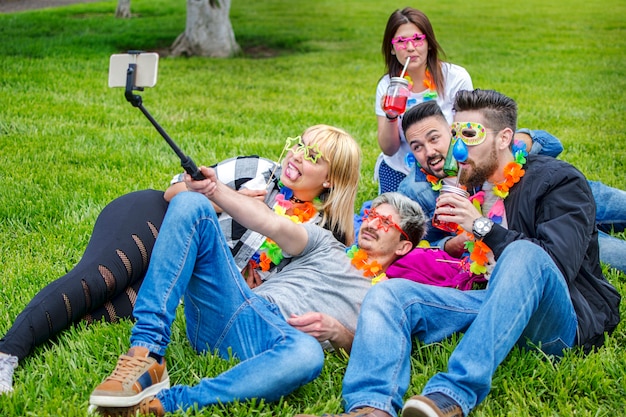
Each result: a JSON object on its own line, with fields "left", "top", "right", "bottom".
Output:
{"left": 386, "top": 114, "right": 398, "bottom": 121}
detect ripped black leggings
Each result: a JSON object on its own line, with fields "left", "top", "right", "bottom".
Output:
{"left": 0, "top": 189, "right": 169, "bottom": 360}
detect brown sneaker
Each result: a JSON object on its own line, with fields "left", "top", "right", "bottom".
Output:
{"left": 90, "top": 347, "right": 169, "bottom": 407}
{"left": 401, "top": 393, "right": 463, "bottom": 417}
{"left": 294, "top": 407, "right": 392, "bottom": 417}
{"left": 94, "top": 396, "right": 165, "bottom": 417}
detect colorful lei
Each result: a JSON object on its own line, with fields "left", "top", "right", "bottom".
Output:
{"left": 401, "top": 68, "right": 437, "bottom": 101}
{"left": 422, "top": 168, "right": 444, "bottom": 191}
{"left": 460, "top": 140, "right": 528, "bottom": 275}
{"left": 249, "top": 185, "right": 319, "bottom": 272}
{"left": 346, "top": 245, "right": 388, "bottom": 285}
{"left": 493, "top": 141, "right": 527, "bottom": 198}
{"left": 422, "top": 68, "right": 438, "bottom": 101}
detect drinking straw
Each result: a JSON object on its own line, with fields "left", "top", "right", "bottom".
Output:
{"left": 399, "top": 57, "right": 411, "bottom": 79}
{"left": 455, "top": 166, "right": 463, "bottom": 187}
{"left": 389, "top": 57, "right": 412, "bottom": 99}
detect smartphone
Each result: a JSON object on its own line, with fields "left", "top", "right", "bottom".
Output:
{"left": 108, "top": 52, "right": 159, "bottom": 88}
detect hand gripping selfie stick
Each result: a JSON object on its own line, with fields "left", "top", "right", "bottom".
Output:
{"left": 123, "top": 56, "right": 205, "bottom": 180}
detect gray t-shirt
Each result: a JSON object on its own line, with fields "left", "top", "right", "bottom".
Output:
{"left": 253, "top": 223, "right": 370, "bottom": 335}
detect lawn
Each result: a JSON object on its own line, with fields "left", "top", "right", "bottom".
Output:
{"left": 0, "top": 0, "right": 624, "bottom": 416}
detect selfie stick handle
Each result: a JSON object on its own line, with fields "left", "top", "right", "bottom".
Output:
{"left": 124, "top": 63, "right": 205, "bottom": 181}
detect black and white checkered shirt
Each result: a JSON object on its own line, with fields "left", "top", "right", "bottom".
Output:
{"left": 171, "top": 155, "right": 283, "bottom": 270}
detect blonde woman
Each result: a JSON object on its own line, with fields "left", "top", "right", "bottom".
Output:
{"left": 0, "top": 125, "right": 361, "bottom": 395}
{"left": 88, "top": 124, "right": 373, "bottom": 416}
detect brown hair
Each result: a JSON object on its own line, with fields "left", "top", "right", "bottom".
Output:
{"left": 382, "top": 7, "right": 446, "bottom": 98}
{"left": 453, "top": 89, "right": 518, "bottom": 134}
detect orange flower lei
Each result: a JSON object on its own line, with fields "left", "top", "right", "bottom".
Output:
{"left": 401, "top": 68, "right": 438, "bottom": 101}
{"left": 346, "top": 245, "right": 388, "bottom": 284}
{"left": 460, "top": 141, "right": 527, "bottom": 275}
{"left": 249, "top": 191, "right": 319, "bottom": 272}
{"left": 494, "top": 161, "right": 525, "bottom": 198}
{"left": 422, "top": 68, "right": 438, "bottom": 101}
{"left": 422, "top": 169, "right": 444, "bottom": 191}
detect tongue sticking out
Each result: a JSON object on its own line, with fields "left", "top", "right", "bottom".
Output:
{"left": 283, "top": 163, "right": 301, "bottom": 181}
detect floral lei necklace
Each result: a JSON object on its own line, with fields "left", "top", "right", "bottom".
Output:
{"left": 345, "top": 245, "right": 388, "bottom": 285}
{"left": 423, "top": 170, "right": 444, "bottom": 191}
{"left": 403, "top": 68, "right": 438, "bottom": 101}
{"left": 248, "top": 185, "right": 319, "bottom": 272}
{"left": 425, "top": 141, "right": 528, "bottom": 275}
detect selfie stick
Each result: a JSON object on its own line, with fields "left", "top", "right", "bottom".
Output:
{"left": 123, "top": 61, "right": 205, "bottom": 180}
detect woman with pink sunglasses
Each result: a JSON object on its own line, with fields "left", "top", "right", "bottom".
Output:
{"left": 375, "top": 7, "right": 473, "bottom": 194}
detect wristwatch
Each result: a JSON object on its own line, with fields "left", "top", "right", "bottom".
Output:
{"left": 472, "top": 217, "right": 494, "bottom": 239}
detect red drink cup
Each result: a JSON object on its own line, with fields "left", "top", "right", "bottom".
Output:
{"left": 383, "top": 77, "right": 410, "bottom": 117}
{"left": 432, "top": 184, "right": 470, "bottom": 232}
{"left": 383, "top": 95, "right": 408, "bottom": 116}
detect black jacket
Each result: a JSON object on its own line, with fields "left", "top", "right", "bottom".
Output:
{"left": 482, "top": 155, "right": 621, "bottom": 352}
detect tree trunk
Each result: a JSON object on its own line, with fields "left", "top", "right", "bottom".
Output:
{"left": 170, "top": 0, "right": 241, "bottom": 58}
{"left": 115, "top": 0, "right": 131, "bottom": 18}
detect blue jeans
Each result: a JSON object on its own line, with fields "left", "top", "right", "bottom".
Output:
{"left": 518, "top": 128, "right": 564, "bottom": 157}
{"left": 342, "top": 240, "right": 577, "bottom": 417}
{"left": 398, "top": 174, "right": 626, "bottom": 273}
{"left": 130, "top": 192, "right": 324, "bottom": 412}
{"left": 589, "top": 180, "right": 626, "bottom": 272}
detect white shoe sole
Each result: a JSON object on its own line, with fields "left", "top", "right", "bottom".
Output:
{"left": 88, "top": 376, "right": 170, "bottom": 407}
{"left": 402, "top": 397, "right": 441, "bottom": 417}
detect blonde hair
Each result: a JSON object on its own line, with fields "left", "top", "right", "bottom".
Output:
{"left": 303, "top": 124, "right": 361, "bottom": 246}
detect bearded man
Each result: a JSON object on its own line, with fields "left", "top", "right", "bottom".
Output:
{"left": 296, "top": 89, "right": 621, "bottom": 417}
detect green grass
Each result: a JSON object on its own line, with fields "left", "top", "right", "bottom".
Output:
{"left": 0, "top": 0, "right": 625, "bottom": 416}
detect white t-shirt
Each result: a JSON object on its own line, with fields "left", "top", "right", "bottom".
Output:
{"left": 374, "top": 62, "right": 473, "bottom": 177}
